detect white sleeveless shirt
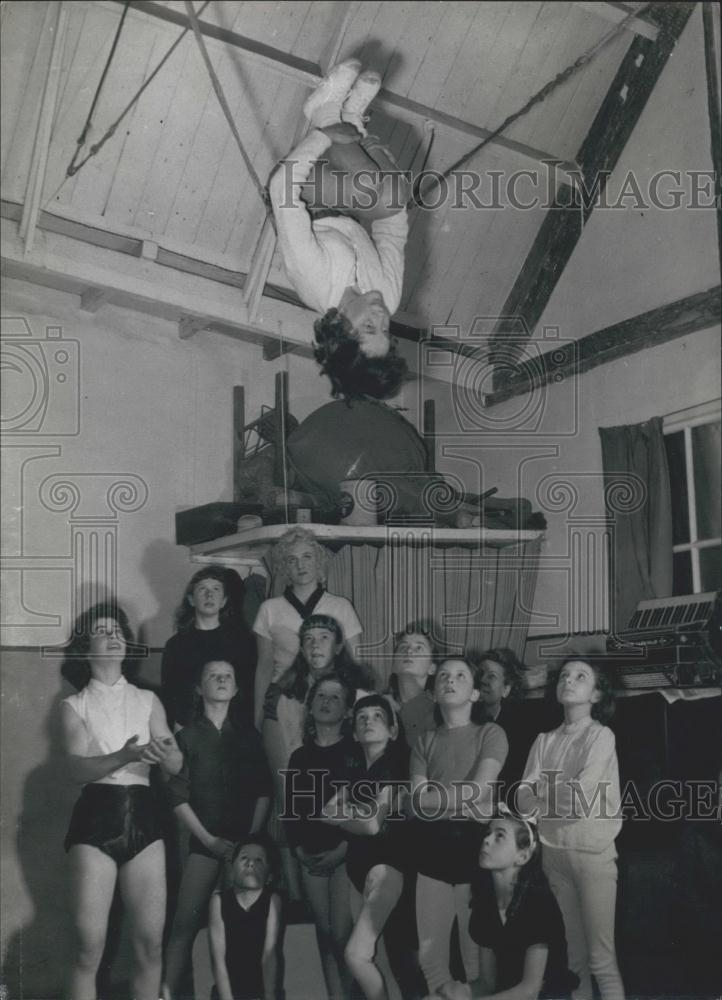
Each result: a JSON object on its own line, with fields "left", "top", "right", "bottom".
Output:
{"left": 63, "top": 675, "right": 154, "bottom": 786}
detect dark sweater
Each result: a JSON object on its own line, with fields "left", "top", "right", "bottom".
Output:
{"left": 284, "top": 737, "right": 359, "bottom": 855}
{"left": 160, "top": 623, "right": 256, "bottom": 728}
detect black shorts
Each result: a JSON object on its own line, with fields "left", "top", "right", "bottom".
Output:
{"left": 65, "top": 784, "right": 164, "bottom": 867}
{"left": 411, "top": 818, "right": 483, "bottom": 885}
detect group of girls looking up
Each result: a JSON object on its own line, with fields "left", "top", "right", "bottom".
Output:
{"left": 59, "top": 526, "right": 625, "bottom": 1000}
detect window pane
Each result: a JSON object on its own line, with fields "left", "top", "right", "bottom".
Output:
{"left": 664, "top": 430, "right": 689, "bottom": 544}
{"left": 692, "top": 422, "right": 721, "bottom": 539}
{"left": 672, "top": 550, "right": 692, "bottom": 595}
{"left": 699, "top": 546, "right": 721, "bottom": 592}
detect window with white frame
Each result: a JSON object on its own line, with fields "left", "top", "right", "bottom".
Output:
{"left": 663, "top": 400, "right": 721, "bottom": 595}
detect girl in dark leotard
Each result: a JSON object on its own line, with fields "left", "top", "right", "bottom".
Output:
{"left": 208, "top": 835, "right": 283, "bottom": 1000}
{"left": 61, "top": 602, "right": 181, "bottom": 1000}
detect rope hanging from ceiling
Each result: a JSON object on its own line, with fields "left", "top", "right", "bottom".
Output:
{"left": 182, "top": 0, "right": 270, "bottom": 213}
{"left": 410, "top": 1, "right": 653, "bottom": 209}
{"left": 63, "top": 0, "right": 212, "bottom": 179}
{"left": 62, "top": 0, "right": 651, "bottom": 214}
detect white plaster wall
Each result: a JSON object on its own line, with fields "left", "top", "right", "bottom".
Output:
{"left": 411, "top": 326, "right": 720, "bottom": 638}
{"left": 405, "top": 7, "right": 722, "bottom": 640}
{"left": 1, "top": 276, "right": 327, "bottom": 648}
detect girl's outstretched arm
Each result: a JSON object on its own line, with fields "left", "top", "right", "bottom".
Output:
{"left": 321, "top": 783, "right": 394, "bottom": 836}
{"left": 517, "top": 735, "right": 545, "bottom": 815}
{"left": 250, "top": 794, "right": 272, "bottom": 834}
{"left": 476, "top": 944, "right": 548, "bottom": 1000}
{"left": 174, "top": 803, "right": 235, "bottom": 860}
{"left": 208, "top": 892, "right": 234, "bottom": 1000}
{"left": 149, "top": 694, "right": 182, "bottom": 775}
{"left": 254, "top": 636, "right": 275, "bottom": 730}
{"left": 262, "top": 892, "right": 283, "bottom": 1000}
{"left": 439, "top": 943, "right": 548, "bottom": 1000}
{"left": 410, "top": 757, "right": 503, "bottom": 822}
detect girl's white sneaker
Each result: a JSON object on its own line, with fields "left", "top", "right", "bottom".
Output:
{"left": 303, "top": 59, "right": 362, "bottom": 128}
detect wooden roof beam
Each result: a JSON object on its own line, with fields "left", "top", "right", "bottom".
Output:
{"left": 485, "top": 286, "right": 721, "bottom": 405}
{"left": 490, "top": 2, "right": 696, "bottom": 389}
{"left": 574, "top": 3, "right": 659, "bottom": 42}
{"left": 111, "top": 0, "right": 575, "bottom": 173}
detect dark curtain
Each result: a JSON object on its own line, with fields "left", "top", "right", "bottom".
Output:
{"left": 599, "top": 416, "right": 673, "bottom": 632}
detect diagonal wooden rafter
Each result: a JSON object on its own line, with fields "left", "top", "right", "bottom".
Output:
{"left": 486, "top": 286, "right": 721, "bottom": 405}
{"left": 490, "top": 2, "right": 697, "bottom": 389}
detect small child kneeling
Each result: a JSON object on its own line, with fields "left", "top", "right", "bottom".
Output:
{"left": 208, "top": 835, "right": 283, "bottom": 1000}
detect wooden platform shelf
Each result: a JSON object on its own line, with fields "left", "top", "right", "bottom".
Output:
{"left": 188, "top": 523, "right": 545, "bottom": 569}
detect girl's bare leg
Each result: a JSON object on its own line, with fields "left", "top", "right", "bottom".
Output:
{"left": 120, "top": 839, "right": 167, "bottom": 1000}
{"left": 162, "top": 851, "right": 220, "bottom": 998}
{"left": 66, "top": 845, "right": 118, "bottom": 1000}
{"left": 345, "top": 865, "right": 404, "bottom": 1000}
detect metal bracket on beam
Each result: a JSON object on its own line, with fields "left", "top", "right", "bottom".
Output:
{"left": 179, "top": 315, "right": 210, "bottom": 339}
{"left": 262, "top": 336, "right": 296, "bottom": 361}
{"left": 80, "top": 287, "right": 113, "bottom": 313}
{"left": 140, "top": 239, "right": 159, "bottom": 260}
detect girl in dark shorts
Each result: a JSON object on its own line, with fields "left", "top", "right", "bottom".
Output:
{"left": 60, "top": 602, "right": 181, "bottom": 1000}
{"left": 283, "top": 674, "right": 359, "bottom": 1000}
{"left": 163, "top": 660, "right": 271, "bottom": 998}
{"left": 408, "top": 658, "right": 508, "bottom": 994}
{"left": 432, "top": 806, "right": 577, "bottom": 1000}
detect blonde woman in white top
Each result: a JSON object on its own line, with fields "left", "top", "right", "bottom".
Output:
{"left": 253, "top": 526, "right": 362, "bottom": 729}
{"left": 60, "top": 602, "right": 181, "bottom": 1000}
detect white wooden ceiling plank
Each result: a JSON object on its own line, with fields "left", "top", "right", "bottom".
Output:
{"left": 401, "top": 125, "right": 488, "bottom": 304}
{"left": 494, "top": 1, "right": 580, "bottom": 154}
{"left": 220, "top": 0, "right": 313, "bottom": 224}
{"left": 481, "top": 1, "right": 568, "bottom": 142}
{"left": 64, "top": 16, "right": 160, "bottom": 220}
{"left": 463, "top": 2, "right": 545, "bottom": 131}
{"left": 53, "top": 3, "right": 92, "bottom": 127}
{"left": 402, "top": 148, "right": 472, "bottom": 314}
{"left": 523, "top": 4, "right": 617, "bottom": 156}
{"left": 386, "top": 3, "right": 480, "bottom": 181}
{"left": 288, "top": 0, "right": 344, "bottom": 67}
{"left": 414, "top": 201, "right": 502, "bottom": 328}
{"left": 405, "top": 138, "right": 516, "bottom": 323}
{"left": 40, "top": 3, "right": 123, "bottom": 211}
{"left": 162, "top": 45, "right": 250, "bottom": 243}
{"left": 101, "top": 25, "right": 190, "bottom": 227}
{"left": 424, "top": 144, "right": 514, "bottom": 291}
{"left": 187, "top": 1, "right": 245, "bottom": 31}
{"left": 403, "top": 2, "right": 480, "bottom": 111}
{"left": 349, "top": 2, "right": 395, "bottom": 68}
{"left": 548, "top": 28, "right": 630, "bottom": 156}
{"left": 433, "top": 3, "right": 513, "bottom": 123}
{"left": 448, "top": 200, "right": 546, "bottom": 327}
{"left": 383, "top": 2, "right": 448, "bottom": 96}
{"left": 1, "top": 2, "right": 52, "bottom": 187}
{"left": 335, "top": 0, "right": 385, "bottom": 64}
{"left": 383, "top": 2, "right": 448, "bottom": 152}
{"left": 219, "top": 3, "right": 323, "bottom": 258}
{"left": 130, "top": 32, "right": 214, "bottom": 234}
